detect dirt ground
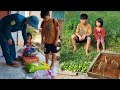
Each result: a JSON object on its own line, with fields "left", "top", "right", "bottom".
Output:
{"left": 91, "top": 53, "right": 120, "bottom": 79}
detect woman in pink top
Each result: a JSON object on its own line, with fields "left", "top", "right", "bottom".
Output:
{"left": 94, "top": 18, "right": 106, "bottom": 52}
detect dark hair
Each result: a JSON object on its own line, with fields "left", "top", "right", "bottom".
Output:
{"left": 40, "top": 11, "right": 50, "bottom": 19}
{"left": 27, "top": 32, "right": 32, "bottom": 39}
{"left": 80, "top": 14, "right": 88, "bottom": 19}
{"left": 96, "top": 18, "right": 103, "bottom": 27}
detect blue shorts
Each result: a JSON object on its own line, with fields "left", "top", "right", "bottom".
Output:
{"left": 44, "top": 44, "right": 57, "bottom": 54}
{"left": 76, "top": 35, "right": 91, "bottom": 43}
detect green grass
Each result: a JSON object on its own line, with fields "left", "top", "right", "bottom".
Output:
{"left": 60, "top": 11, "right": 120, "bottom": 73}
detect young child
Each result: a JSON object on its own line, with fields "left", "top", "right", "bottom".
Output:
{"left": 27, "top": 32, "right": 32, "bottom": 47}
{"left": 40, "top": 11, "right": 60, "bottom": 70}
{"left": 71, "top": 13, "right": 92, "bottom": 56}
{"left": 94, "top": 18, "right": 106, "bottom": 52}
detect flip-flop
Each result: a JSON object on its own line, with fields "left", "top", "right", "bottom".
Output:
{"left": 15, "top": 57, "right": 22, "bottom": 61}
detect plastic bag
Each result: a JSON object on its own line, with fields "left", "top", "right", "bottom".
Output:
{"left": 25, "top": 62, "right": 50, "bottom": 73}
{"left": 23, "top": 46, "right": 38, "bottom": 56}
{"left": 18, "top": 46, "right": 38, "bottom": 57}
{"left": 32, "top": 70, "right": 54, "bottom": 79}
{"left": 17, "top": 48, "right": 25, "bottom": 57}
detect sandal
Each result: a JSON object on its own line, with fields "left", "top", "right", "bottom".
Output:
{"left": 8, "top": 62, "right": 19, "bottom": 67}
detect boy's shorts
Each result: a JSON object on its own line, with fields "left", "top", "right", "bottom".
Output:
{"left": 44, "top": 44, "right": 57, "bottom": 54}
{"left": 75, "top": 35, "right": 91, "bottom": 43}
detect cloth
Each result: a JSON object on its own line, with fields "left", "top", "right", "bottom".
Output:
{"left": 41, "top": 18, "right": 59, "bottom": 44}
{"left": 94, "top": 27, "right": 106, "bottom": 40}
{"left": 23, "top": 46, "right": 38, "bottom": 56}
{"left": 44, "top": 44, "right": 57, "bottom": 54}
{"left": 75, "top": 35, "right": 91, "bottom": 43}
{"left": 76, "top": 23, "right": 92, "bottom": 37}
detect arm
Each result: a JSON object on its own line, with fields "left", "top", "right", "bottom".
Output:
{"left": 94, "top": 28, "right": 99, "bottom": 40}
{"left": 4, "top": 24, "right": 13, "bottom": 40}
{"left": 86, "top": 25, "right": 92, "bottom": 36}
{"left": 4, "top": 13, "right": 19, "bottom": 41}
{"left": 75, "top": 24, "right": 82, "bottom": 38}
{"left": 22, "top": 25, "right": 28, "bottom": 45}
{"left": 54, "top": 19, "right": 60, "bottom": 45}
{"left": 4, "top": 24, "right": 13, "bottom": 45}
{"left": 40, "top": 21, "right": 45, "bottom": 44}
{"left": 41, "top": 28, "right": 45, "bottom": 44}
{"left": 54, "top": 26, "right": 60, "bottom": 42}
{"left": 4, "top": 15, "right": 17, "bottom": 45}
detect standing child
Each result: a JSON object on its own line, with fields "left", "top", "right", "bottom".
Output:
{"left": 94, "top": 18, "right": 106, "bottom": 52}
{"left": 40, "top": 11, "right": 60, "bottom": 70}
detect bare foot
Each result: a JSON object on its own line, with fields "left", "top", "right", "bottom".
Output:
{"left": 101, "top": 49, "right": 105, "bottom": 53}
{"left": 46, "top": 61, "right": 48, "bottom": 65}
{"left": 86, "top": 51, "right": 89, "bottom": 56}
{"left": 102, "top": 49, "right": 105, "bottom": 52}
{"left": 50, "top": 65, "right": 54, "bottom": 70}
{"left": 97, "top": 49, "right": 100, "bottom": 53}
{"left": 73, "top": 48, "right": 77, "bottom": 52}
{"left": 88, "top": 56, "right": 91, "bottom": 61}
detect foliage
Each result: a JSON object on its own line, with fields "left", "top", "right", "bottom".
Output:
{"left": 26, "top": 27, "right": 39, "bottom": 39}
{"left": 60, "top": 11, "right": 120, "bottom": 73}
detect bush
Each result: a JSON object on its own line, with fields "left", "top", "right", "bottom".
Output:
{"left": 26, "top": 28, "right": 38, "bottom": 39}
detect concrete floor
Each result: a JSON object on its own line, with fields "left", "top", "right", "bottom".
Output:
{"left": 0, "top": 46, "right": 59, "bottom": 79}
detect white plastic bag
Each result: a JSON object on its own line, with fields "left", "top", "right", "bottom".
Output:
{"left": 32, "top": 70, "right": 55, "bottom": 79}
{"left": 17, "top": 46, "right": 38, "bottom": 57}
{"left": 17, "top": 47, "right": 26, "bottom": 57}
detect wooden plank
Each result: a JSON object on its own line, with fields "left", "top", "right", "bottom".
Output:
{"left": 87, "top": 72, "right": 112, "bottom": 79}
{"left": 87, "top": 53, "right": 101, "bottom": 72}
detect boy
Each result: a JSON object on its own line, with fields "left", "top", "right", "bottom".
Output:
{"left": 71, "top": 13, "right": 92, "bottom": 56}
{"left": 40, "top": 11, "right": 60, "bottom": 70}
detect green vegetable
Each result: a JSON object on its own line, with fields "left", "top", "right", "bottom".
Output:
{"left": 25, "top": 62, "right": 50, "bottom": 73}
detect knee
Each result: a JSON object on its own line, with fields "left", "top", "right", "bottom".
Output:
{"left": 87, "top": 37, "right": 91, "bottom": 41}
{"left": 71, "top": 34, "right": 76, "bottom": 39}
{"left": 100, "top": 39, "right": 104, "bottom": 43}
{"left": 97, "top": 39, "right": 100, "bottom": 42}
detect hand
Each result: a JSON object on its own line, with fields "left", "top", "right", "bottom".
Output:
{"left": 26, "top": 43, "right": 30, "bottom": 47}
{"left": 41, "top": 40, "right": 44, "bottom": 46}
{"left": 82, "top": 35, "right": 86, "bottom": 40}
{"left": 8, "top": 39, "right": 12, "bottom": 45}
{"left": 54, "top": 40, "right": 58, "bottom": 46}
{"left": 78, "top": 36, "right": 82, "bottom": 41}
{"left": 98, "top": 33, "right": 101, "bottom": 37}
{"left": 24, "top": 42, "right": 30, "bottom": 47}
